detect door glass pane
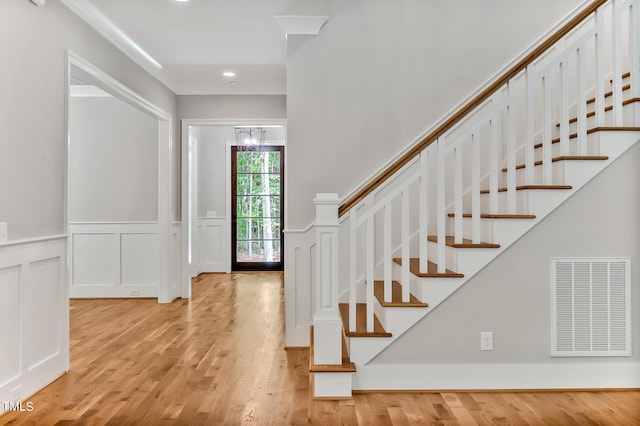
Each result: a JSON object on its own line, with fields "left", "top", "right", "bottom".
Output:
{"left": 234, "top": 150, "right": 282, "bottom": 264}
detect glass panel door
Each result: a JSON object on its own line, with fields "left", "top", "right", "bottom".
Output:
{"left": 231, "top": 146, "right": 284, "bottom": 271}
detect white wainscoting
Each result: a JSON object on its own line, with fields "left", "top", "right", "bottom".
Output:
{"left": 284, "top": 226, "right": 316, "bottom": 347}
{"left": 0, "top": 236, "right": 68, "bottom": 412}
{"left": 196, "top": 217, "right": 229, "bottom": 274}
{"left": 69, "top": 223, "right": 159, "bottom": 298}
{"left": 169, "top": 222, "right": 183, "bottom": 300}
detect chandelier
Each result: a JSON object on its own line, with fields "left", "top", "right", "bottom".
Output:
{"left": 235, "top": 127, "right": 266, "bottom": 151}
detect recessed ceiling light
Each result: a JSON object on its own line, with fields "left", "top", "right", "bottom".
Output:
{"left": 223, "top": 72, "right": 236, "bottom": 77}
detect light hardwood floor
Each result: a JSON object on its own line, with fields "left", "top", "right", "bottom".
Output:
{"left": 1, "top": 272, "right": 638, "bottom": 425}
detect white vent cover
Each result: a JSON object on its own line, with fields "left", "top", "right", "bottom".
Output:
{"left": 551, "top": 257, "right": 631, "bottom": 357}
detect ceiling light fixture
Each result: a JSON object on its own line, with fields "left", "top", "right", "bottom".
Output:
{"left": 235, "top": 127, "right": 266, "bottom": 152}
{"left": 223, "top": 72, "right": 236, "bottom": 77}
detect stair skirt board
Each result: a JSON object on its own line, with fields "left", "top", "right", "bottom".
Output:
{"left": 351, "top": 362, "right": 640, "bottom": 391}
{"left": 343, "top": 130, "right": 640, "bottom": 372}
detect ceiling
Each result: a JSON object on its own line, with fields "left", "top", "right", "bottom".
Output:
{"left": 61, "top": 0, "right": 299, "bottom": 95}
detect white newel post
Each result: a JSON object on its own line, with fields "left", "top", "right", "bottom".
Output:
{"left": 313, "top": 193, "right": 342, "bottom": 365}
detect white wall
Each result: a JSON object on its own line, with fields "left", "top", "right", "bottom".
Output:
{"left": 69, "top": 96, "right": 158, "bottom": 222}
{"left": 286, "top": 0, "right": 584, "bottom": 229}
{"left": 372, "top": 141, "right": 640, "bottom": 365}
{"left": 0, "top": 0, "right": 178, "bottom": 240}
{"left": 178, "top": 95, "right": 286, "bottom": 120}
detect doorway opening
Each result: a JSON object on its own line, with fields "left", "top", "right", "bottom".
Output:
{"left": 231, "top": 146, "right": 284, "bottom": 271}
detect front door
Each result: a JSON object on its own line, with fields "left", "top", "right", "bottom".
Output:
{"left": 231, "top": 146, "right": 284, "bottom": 271}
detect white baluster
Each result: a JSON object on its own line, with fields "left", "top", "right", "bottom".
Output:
{"left": 596, "top": 8, "right": 606, "bottom": 127}
{"left": 489, "top": 115, "right": 500, "bottom": 215}
{"left": 543, "top": 74, "right": 553, "bottom": 184}
{"left": 349, "top": 210, "right": 356, "bottom": 333}
{"left": 613, "top": 0, "right": 625, "bottom": 127}
{"left": 561, "top": 60, "right": 570, "bottom": 156}
{"left": 383, "top": 202, "right": 392, "bottom": 303}
{"left": 366, "top": 214, "right": 374, "bottom": 333}
{"left": 401, "top": 189, "right": 410, "bottom": 303}
{"left": 507, "top": 81, "right": 517, "bottom": 212}
{"left": 578, "top": 47, "right": 588, "bottom": 155}
{"left": 632, "top": 0, "right": 640, "bottom": 103}
{"left": 454, "top": 144, "right": 463, "bottom": 245}
{"left": 471, "top": 133, "right": 481, "bottom": 244}
{"left": 419, "top": 149, "right": 429, "bottom": 274}
{"left": 526, "top": 65, "right": 536, "bottom": 184}
{"left": 436, "top": 139, "right": 446, "bottom": 273}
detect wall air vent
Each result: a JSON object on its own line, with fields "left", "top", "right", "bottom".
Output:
{"left": 551, "top": 258, "right": 631, "bottom": 357}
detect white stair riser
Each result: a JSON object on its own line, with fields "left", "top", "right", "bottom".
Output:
{"left": 448, "top": 216, "right": 534, "bottom": 244}
{"left": 313, "top": 373, "right": 353, "bottom": 398}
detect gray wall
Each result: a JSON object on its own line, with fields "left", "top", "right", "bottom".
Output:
{"left": 0, "top": 0, "right": 178, "bottom": 240}
{"left": 373, "top": 142, "right": 640, "bottom": 365}
{"left": 286, "top": 0, "right": 584, "bottom": 228}
{"left": 178, "top": 95, "right": 286, "bottom": 120}
{"left": 69, "top": 96, "right": 158, "bottom": 222}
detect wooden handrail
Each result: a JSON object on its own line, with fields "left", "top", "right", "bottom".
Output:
{"left": 338, "top": 0, "right": 608, "bottom": 217}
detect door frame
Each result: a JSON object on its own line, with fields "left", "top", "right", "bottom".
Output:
{"left": 66, "top": 51, "right": 177, "bottom": 303}
{"left": 181, "top": 120, "right": 286, "bottom": 294}
{"left": 231, "top": 145, "right": 285, "bottom": 271}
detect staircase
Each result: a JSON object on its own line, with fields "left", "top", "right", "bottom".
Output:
{"left": 309, "top": 0, "right": 640, "bottom": 397}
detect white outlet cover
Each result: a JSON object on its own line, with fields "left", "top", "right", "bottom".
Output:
{"left": 0, "top": 222, "right": 7, "bottom": 242}
{"left": 480, "top": 331, "right": 494, "bottom": 351}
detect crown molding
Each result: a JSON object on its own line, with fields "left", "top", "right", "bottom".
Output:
{"left": 275, "top": 15, "right": 328, "bottom": 36}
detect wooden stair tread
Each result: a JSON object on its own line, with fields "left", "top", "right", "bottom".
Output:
{"left": 585, "top": 83, "right": 631, "bottom": 104}
{"left": 373, "top": 281, "right": 428, "bottom": 307}
{"left": 339, "top": 303, "right": 392, "bottom": 338}
{"left": 427, "top": 235, "right": 500, "bottom": 249}
{"left": 556, "top": 72, "right": 640, "bottom": 127}
{"left": 392, "top": 258, "right": 463, "bottom": 278}
{"left": 535, "top": 125, "right": 640, "bottom": 149}
{"left": 309, "top": 326, "right": 356, "bottom": 373}
{"left": 480, "top": 185, "right": 572, "bottom": 194}
{"left": 501, "top": 156, "right": 608, "bottom": 171}
{"left": 447, "top": 213, "right": 536, "bottom": 219}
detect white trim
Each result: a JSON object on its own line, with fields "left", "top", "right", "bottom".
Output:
{"left": 60, "top": 1, "right": 162, "bottom": 74}
{"left": 181, "top": 119, "right": 286, "bottom": 286}
{"left": 275, "top": 15, "right": 329, "bottom": 35}
{"left": 67, "top": 51, "right": 169, "bottom": 120}
{"left": 0, "top": 234, "right": 67, "bottom": 248}
{"left": 66, "top": 52, "right": 176, "bottom": 303}
{"left": 353, "top": 362, "right": 640, "bottom": 390}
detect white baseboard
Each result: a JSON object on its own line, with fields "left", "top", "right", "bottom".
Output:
{"left": 353, "top": 362, "right": 640, "bottom": 391}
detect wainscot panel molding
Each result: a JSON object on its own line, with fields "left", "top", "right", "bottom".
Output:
{"left": 284, "top": 226, "right": 316, "bottom": 347}
{"left": 196, "top": 217, "right": 229, "bottom": 274}
{"left": 0, "top": 236, "right": 68, "bottom": 413}
{"left": 69, "top": 222, "right": 160, "bottom": 298}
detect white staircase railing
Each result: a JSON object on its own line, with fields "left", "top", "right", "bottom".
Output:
{"left": 315, "top": 0, "right": 639, "bottom": 350}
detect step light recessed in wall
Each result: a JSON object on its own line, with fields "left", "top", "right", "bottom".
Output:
{"left": 223, "top": 72, "right": 236, "bottom": 77}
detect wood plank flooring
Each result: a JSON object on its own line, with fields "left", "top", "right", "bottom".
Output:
{"left": 2, "top": 272, "right": 639, "bottom": 425}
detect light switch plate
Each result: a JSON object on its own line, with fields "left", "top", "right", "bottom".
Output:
{"left": 481, "top": 331, "right": 493, "bottom": 351}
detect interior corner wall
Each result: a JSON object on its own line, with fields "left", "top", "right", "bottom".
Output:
{"left": 286, "top": 0, "right": 584, "bottom": 229}
{"left": 69, "top": 96, "right": 159, "bottom": 222}
{"left": 177, "top": 95, "right": 287, "bottom": 120}
{"left": 372, "top": 141, "right": 640, "bottom": 366}
{"left": 0, "top": 0, "right": 178, "bottom": 240}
